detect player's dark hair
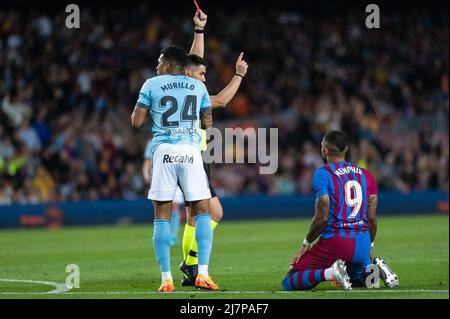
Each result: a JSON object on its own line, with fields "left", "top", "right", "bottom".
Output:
{"left": 186, "top": 54, "right": 208, "bottom": 68}
{"left": 323, "top": 130, "right": 348, "bottom": 153}
{"left": 160, "top": 45, "right": 189, "bottom": 70}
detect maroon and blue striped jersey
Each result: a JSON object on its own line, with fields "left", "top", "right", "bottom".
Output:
{"left": 312, "top": 161, "right": 377, "bottom": 239}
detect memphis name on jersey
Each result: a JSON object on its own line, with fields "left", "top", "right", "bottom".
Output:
{"left": 312, "top": 161, "right": 378, "bottom": 239}
{"left": 137, "top": 74, "right": 212, "bottom": 153}
{"left": 334, "top": 165, "right": 363, "bottom": 176}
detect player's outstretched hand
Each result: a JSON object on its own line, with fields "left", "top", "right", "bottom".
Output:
{"left": 236, "top": 52, "right": 248, "bottom": 77}
{"left": 193, "top": 10, "right": 207, "bottom": 29}
{"left": 290, "top": 244, "right": 309, "bottom": 265}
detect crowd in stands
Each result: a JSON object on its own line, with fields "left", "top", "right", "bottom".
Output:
{"left": 0, "top": 5, "right": 448, "bottom": 204}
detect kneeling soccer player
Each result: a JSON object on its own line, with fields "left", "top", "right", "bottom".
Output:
{"left": 282, "top": 131, "right": 398, "bottom": 290}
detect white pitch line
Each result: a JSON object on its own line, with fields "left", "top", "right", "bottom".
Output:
{"left": 0, "top": 278, "right": 72, "bottom": 294}
{"left": 60, "top": 289, "right": 450, "bottom": 294}
{"left": 0, "top": 289, "right": 447, "bottom": 295}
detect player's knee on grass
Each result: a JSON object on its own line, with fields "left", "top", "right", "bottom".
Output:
{"left": 282, "top": 276, "right": 294, "bottom": 291}
{"left": 281, "top": 271, "right": 319, "bottom": 291}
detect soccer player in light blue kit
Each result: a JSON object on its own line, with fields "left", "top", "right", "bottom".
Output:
{"left": 131, "top": 46, "right": 219, "bottom": 292}
{"left": 142, "top": 139, "right": 183, "bottom": 246}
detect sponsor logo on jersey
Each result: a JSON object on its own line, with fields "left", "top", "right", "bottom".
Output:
{"left": 334, "top": 166, "right": 362, "bottom": 176}
{"left": 341, "top": 220, "right": 365, "bottom": 227}
{"left": 164, "top": 128, "right": 196, "bottom": 135}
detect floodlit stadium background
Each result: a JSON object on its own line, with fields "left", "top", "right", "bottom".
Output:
{"left": 0, "top": 0, "right": 448, "bottom": 223}
{"left": 0, "top": 0, "right": 448, "bottom": 302}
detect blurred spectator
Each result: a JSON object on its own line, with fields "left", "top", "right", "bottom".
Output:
{"left": 18, "top": 118, "right": 42, "bottom": 153}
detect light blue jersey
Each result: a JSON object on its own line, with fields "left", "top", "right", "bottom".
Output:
{"left": 137, "top": 74, "right": 211, "bottom": 153}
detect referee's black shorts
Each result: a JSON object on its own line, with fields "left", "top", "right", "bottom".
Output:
{"left": 202, "top": 161, "right": 217, "bottom": 198}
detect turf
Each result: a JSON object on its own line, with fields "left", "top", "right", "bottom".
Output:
{"left": 0, "top": 214, "right": 448, "bottom": 299}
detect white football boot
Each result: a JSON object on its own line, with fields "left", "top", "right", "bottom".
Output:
{"left": 331, "top": 259, "right": 352, "bottom": 290}
{"left": 374, "top": 257, "right": 399, "bottom": 288}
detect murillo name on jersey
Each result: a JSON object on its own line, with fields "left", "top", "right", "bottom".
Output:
{"left": 161, "top": 82, "right": 196, "bottom": 93}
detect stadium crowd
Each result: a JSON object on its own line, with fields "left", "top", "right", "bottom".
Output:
{"left": 0, "top": 5, "right": 448, "bottom": 204}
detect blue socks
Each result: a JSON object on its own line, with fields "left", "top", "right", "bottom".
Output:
{"left": 170, "top": 210, "right": 181, "bottom": 246}
{"left": 195, "top": 213, "right": 213, "bottom": 266}
{"left": 153, "top": 214, "right": 213, "bottom": 278}
{"left": 153, "top": 219, "right": 171, "bottom": 273}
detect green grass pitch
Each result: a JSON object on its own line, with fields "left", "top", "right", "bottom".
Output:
{"left": 0, "top": 214, "right": 448, "bottom": 299}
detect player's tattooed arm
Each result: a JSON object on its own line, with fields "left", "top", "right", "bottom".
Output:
{"left": 306, "top": 195, "right": 330, "bottom": 243}
{"left": 200, "top": 109, "right": 213, "bottom": 129}
{"left": 189, "top": 10, "right": 207, "bottom": 57}
{"left": 367, "top": 194, "right": 378, "bottom": 243}
{"left": 131, "top": 103, "right": 150, "bottom": 128}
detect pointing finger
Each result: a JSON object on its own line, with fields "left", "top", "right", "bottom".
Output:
{"left": 237, "top": 52, "right": 244, "bottom": 63}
